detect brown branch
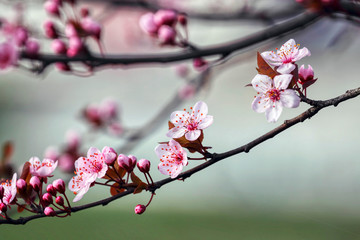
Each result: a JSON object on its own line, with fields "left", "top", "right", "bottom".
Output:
{"left": 21, "top": 11, "right": 321, "bottom": 73}
{"left": 2, "top": 86, "right": 359, "bottom": 225}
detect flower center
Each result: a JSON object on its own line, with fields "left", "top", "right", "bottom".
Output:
{"left": 171, "top": 153, "right": 183, "bottom": 165}
{"left": 267, "top": 89, "right": 281, "bottom": 102}
{"left": 186, "top": 120, "right": 198, "bottom": 131}
{"left": 91, "top": 161, "right": 103, "bottom": 173}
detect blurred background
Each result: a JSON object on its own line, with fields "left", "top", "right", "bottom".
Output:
{"left": 1, "top": 0, "right": 360, "bottom": 239}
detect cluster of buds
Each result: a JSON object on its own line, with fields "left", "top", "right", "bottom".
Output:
{"left": 43, "top": 0, "right": 102, "bottom": 72}
{"left": 82, "top": 98, "right": 123, "bottom": 136}
{"left": 41, "top": 179, "right": 70, "bottom": 217}
{"left": 139, "top": 9, "right": 187, "bottom": 45}
{"left": 44, "top": 130, "right": 83, "bottom": 173}
{"left": 295, "top": 0, "right": 340, "bottom": 10}
{"left": 0, "top": 10, "right": 40, "bottom": 71}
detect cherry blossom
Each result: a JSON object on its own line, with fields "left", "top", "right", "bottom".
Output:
{"left": 0, "top": 41, "right": 18, "bottom": 71}
{"left": 29, "top": 157, "right": 58, "bottom": 178}
{"left": 155, "top": 139, "right": 188, "bottom": 178}
{"left": 261, "top": 39, "right": 310, "bottom": 74}
{"left": 167, "top": 101, "right": 213, "bottom": 141}
{"left": 68, "top": 173, "right": 92, "bottom": 202}
{"left": 0, "top": 173, "right": 17, "bottom": 211}
{"left": 251, "top": 74, "right": 300, "bottom": 123}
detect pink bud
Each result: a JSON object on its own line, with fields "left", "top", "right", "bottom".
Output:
{"left": 99, "top": 98, "right": 118, "bottom": 121}
{"left": 178, "top": 14, "right": 187, "bottom": 26}
{"left": 139, "top": 12, "right": 158, "bottom": 35}
{"left": 65, "top": 23, "right": 78, "bottom": 38}
{"left": 51, "top": 39, "right": 67, "bottom": 54}
{"left": 134, "top": 204, "right": 146, "bottom": 214}
{"left": 137, "top": 159, "right": 150, "bottom": 173}
{"left": 25, "top": 39, "right": 40, "bottom": 56}
{"left": 42, "top": 192, "right": 53, "bottom": 206}
{"left": 55, "top": 196, "right": 64, "bottom": 206}
{"left": 298, "top": 64, "right": 314, "bottom": 84}
{"left": 117, "top": 154, "right": 136, "bottom": 173}
{"left": 14, "top": 27, "right": 28, "bottom": 46}
{"left": 193, "top": 58, "right": 207, "bottom": 71}
{"left": 0, "top": 186, "right": 4, "bottom": 199}
{"left": 102, "top": 146, "right": 117, "bottom": 165}
{"left": 84, "top": 104, "right": 101, "bottom": 125}
{"left": 44, "top": 206, "right": 56, "bottom": 216}
{"left": 16, "top": 179, "right": 27, "bottom": 192}
{"left": 158, "top": 25, "right": 176, "bottom": 44}
{"left": 30, "top": 176, "right": 41, "bottom": 192}
{"left": 46, "top": 184, "right": 57, "bottom": 196}
{"left": 67, "top": 37, "right": 83, "bottom": 57}
{"left": 58, "top": 154, "right": 74, "bottom": 173}
{"left": 0, "top": 203, "right": 7, "bottom": 213}
{"left": 81, "top": 17, "right": 101, "bottom": 39}
{"left": 55, "top": 62, "right": 71, "bottom": 71}
{"left": 154, "top": 10, "right": 177, "bottom": 26}
{"left": 44, "top": 20, "right": 58, "bottom": 39}
{"left": 80, "top": 7, "right": 90, "bottom": 18}
{"left": 0, "top": 41, "right": 18, "bottom": 70}
{"left": 44, "top": 0, "right": 60, "bottom": 17}
{"left": 53, "top": 179, "right": 65, "bottom": 194}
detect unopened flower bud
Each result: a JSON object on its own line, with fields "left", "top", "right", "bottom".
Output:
{"left": 154, "top": 10, "right": 177, "bottom": 26}
{"left": 117, "top": 154, "right": 136, "bottom": 173}
{"left": 178, "top": 14, "right": 187, "bottom": 26}
{"left": 55, "top": 62, "right": 71, "bottom": 71}
{"left": 55, "top": 196, "right": 64, "bottom": 206}
{"left": 42, "top": 192, "right": 53, "bottom": 206}
{"left": 25, "top": 39, "right": 40, "bottom": 56}
{"left": 102, "top": 146, "right": 117, "bottom": 165}
{"left": 16, "top": 179, "right": 27, "bottom": 193}
{"left": 67, "top": 37, "right": 83, "bottom": 57}
{"left": 0, "top": 185, "right": 4, "bottom": 199}
{"left": 14, "top": 27, "right": 28, "bottom": 46}
{"left": 52, "top": 179, "right": 65, "bottom": 194}
{"left": 46, "top": 184, "right": 57, "bottom": 196}
{"left": 158, "top": 25, "right": 176, "bottom": 44}
{"left": 65, "top": 23, "right": 78, "bottom": 38}
{"left": 81, "top": 17, "right": 101, "bottom": 39}
{"left": 134, "top": 204, "right": 146, "bottom": 214}
{"left": 30, "top": 176, "right": 41, "bottom": 192}
{"left": 139, "top": 12, "right": 158, "bottom": 35}
{"left": 44, "top": 206, "right": 56, "bottom": 216}
{"left": 52, "top": 39, "right": 67, "bottom": 54}
{"left": 0, "top": 203, "right": 7, "bottom": 213}
{"left": 44, "top": 20, "right": 58, "bottom": 39}
{"left": 44, "top": 0, "right": 60, "bottom": 17}
{"left": 137, "top": 159, "right": 150, "bottom": 173}
{"left": 298, "top": 64, "right": 315, "bottom": 84}
{"left": 80, "top": 7, "right": 90, "bottom": 18}
{"left": 193, "top": 58, "right": 207, "bottom": 71}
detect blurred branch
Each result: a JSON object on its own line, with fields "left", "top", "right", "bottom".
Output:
{"left": 2, "top": 85, "right": 359, "bottom": 225}
{"left": 21, "top": 11, "right": 320, "bottom": 73}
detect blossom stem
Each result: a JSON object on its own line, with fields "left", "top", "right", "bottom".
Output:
{"left": 147, "top": 174, "right": 154, "bottom": 185}
{"left": 63, "top": 193, "right": 72, "bottom": 211}
{"left": 145, "top": 193, "right": 155, "bottom": 207}
{"left": 94, "top": 181, "right": 112, "bottom": 187}
{"left": 143, "top": 173, "right": 150, "bottom": 185}
{"left": 111, "top": 166, "right": 124, "bottom": 184}
{"left": 15, "top": 203, "right": 37, "bottom": 213}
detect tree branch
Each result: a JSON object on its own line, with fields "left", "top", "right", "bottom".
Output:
{"left": 2, "top": 86, "right": 359, "bottom": 225}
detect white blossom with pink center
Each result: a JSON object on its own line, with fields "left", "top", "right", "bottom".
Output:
{"left": 0, "top": 173, "right": 17, "bottom": 212}
{"left": 155, "top": 139, "right": 188, "bottom": 178}
{"left": 261, "top": 39, "right": 310, "bottom": 74}
{"left": 29, "top": 157, "right": 58, "bottom": 177}
{"left": 68, "top": 147, "right": 108, "bottom": 202}
{"left": 167, "top": 101, "right": 213, "bottom": 141}
{"left": 251, "top": 74, "right": 300, "bottom": 123}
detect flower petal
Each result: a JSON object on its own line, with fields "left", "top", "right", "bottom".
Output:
{"left": 279, "top": 39, "right": 296, "bottom": 53}
{"left": 197, "top": 115, "right": 213, "bottom": 129}
{"left": 273, "top": 74, "right": 293, "bottom": 90}
{"left": 277, "top": 63, "right": 295, "bottom": 74}
{"left": 280, "top": 90, "right": 300, "bottom": 108}
{"left": 185, "top": 130, "right": 201, "bottom": 141}
{"left": 265, "top": 101, "right": 283, "bottom": 123}
{"left": 293, "top": 47, "right": 311, "bottom": 62}
{"left": 192, "top": 101, "right": 208, "bottom": 121}
{"left": 166, "top": 126, "right": 187, "bottom": 139}
{"left": 251, "top": 74, "right": 272, "bottom": 93}
{"left": 170, "top": 111, "right": 189, "bottom": 126}
{"left": 252, "top": 95, "right": 270, "bottom": 113}
{"left": 158, "top": 161, "right": 182, "bottom": 179}
{"left": 261, "top": 51, "right": 282, "bottom": 66}
{"left": 72, "top": 182, "right": 91, "bottom": 202}
{"left": 87, "top": 147, "right": 101, "bottom": 159}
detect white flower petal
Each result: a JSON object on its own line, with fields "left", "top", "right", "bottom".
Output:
{"left": 252, "top": 95, "right": 270, "bottom": 113}
{"left": 87, "top": 147, "right": 101, "bottom": 159}
{"left": 155, "top": 143, "right": 171, "bottom": 158}
{"left": 279, "top": 39, "right": 296, "bottom": 53}
{"left": 274, "top": 74, "right": 293, "bottom": 90}
{"left": 280, "top": 90, "right": 300, "bottom": 108}
{"left": 192, "top": 101, "right": 208, "bottom": 121}
{"left": 185, "top": 130, "right": 201, "bottom": 141}
{"left": 72, "top": 182, "right": 91, "bottom": 202}
{"left": 166, "top": 127, "right": 187, "bottom": 139}
{"left": 277, "top": 63, "right": 295, "bottom": 74}
{"left": 251, "top": 74, "right": 272, "bottom": 93}
{"left": 265, "top": 101, "right": 283, "bottom": 123}
{"left": 197, "top": 115, "right": 213, "bottom": 129}
{"left": 170, "top": 111, "right": 189, "bottom": 126}
{"left": 293, "top": 47, "right": 311, "bottom": 62}
{"left": 261, "top": 51, "right": 282, "bottom": 66}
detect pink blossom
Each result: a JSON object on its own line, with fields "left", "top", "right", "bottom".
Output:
{"left": 158, "top": 25, "right": 176, "bottom": 44}
{"left": 261, "top": 39, "right": 310, "bottom": 74}
{"left": 51, "top": 39, "right": 67, "bottom": 54}
{"left": 153, "top": 10, "right": 177, "bottom": 26}
{"left": 44, "top": 206, "right": 56, "bottom": 216}
{"left": 0, "top": 41, "right": 18, "bottom": 71}
{"left": 0, "top": 173, "right": 17, "bottom": 209}
{"left": 155, "top": 139, "right": 188, "bottom": 178}
{"left": 117, "top": 154, "right": 137, "bottom": 173}
{"left": 101, "top": 146, "right": 117, "bottom": 165}
{"left": 30, "top": 176, "right": 41, "bottom": 191}
{"left": 167, "top": 101, "right": 213, "bottom": 141}
{"left": 134, "top": 204, "right": 146, "bottom": 214}
{"left": 25, "top": 39, "right": 40, "bottom": 56}
{"left": 44, "top": 0, "right": 60, "bottom": 16}
{"left": 68, "top": 173, "right": 92, "bottom": 202}
{"left": 16, "top": 179, "right": 27, "bottom": 192}
{"left": 99, "top": 98, "right": 118, "bottom": 122}
{"left": 44, "top": 20, "right": 58, "bottom": 39}
{"left": 139, "top": 12, "right": 159, "bottom": 35}
{"left": 81, "top": 17, "right": 101, "bottom": 39}
{"left": 29, "top": 157, "right": 58, "bottom": 177}
{"left": 137, "top": 159, "right": 150, "bottom": 173}
{"left": 298, "top": 64, "right": 314, "bottom": 84}
{"left": 251, "top": 74, "right": 300, "bottom": 123}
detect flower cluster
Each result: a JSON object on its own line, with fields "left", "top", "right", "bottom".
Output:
{"left": 43, "top": 0, "right": 102, "bottom": 72}
{"left": 252, "top": 39, "right": 317, "bottom": 122}
{"left": 155, "top": 101, "right": 213, "bottom": 178}
{"left": 139, "top": 9, "right": 187, "bottom": 45}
